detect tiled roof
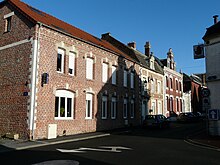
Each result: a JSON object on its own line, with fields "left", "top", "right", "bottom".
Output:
{"left": 6, "top": 0, "right": 132, "bottom": 60}
{"left": 203, "top": 21, "right": 220, "bottom": 40}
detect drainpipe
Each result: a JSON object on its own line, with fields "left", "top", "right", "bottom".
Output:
{"left": 30, "top": 23, "right": 41, "bottom": 140}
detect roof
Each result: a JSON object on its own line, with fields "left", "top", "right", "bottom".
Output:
{"left": 101, "top": 33, "right": 164, "bottom": 74}
{"left": 5, "top": 0, "right": 132, "bottom": 60}
{"left": 203, "top": 21, "right": 220, "bottom": 41}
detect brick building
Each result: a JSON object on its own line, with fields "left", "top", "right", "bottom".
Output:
{"left": 0, "top": 0, "right": 140, "bottom": 139}
{"left": 160, "top": 48, "right": 183, "bottom": 117}
{"left": 101, "top": 34, "right": 164, "bottom": 121}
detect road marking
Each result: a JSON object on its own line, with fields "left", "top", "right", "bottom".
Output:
{"left": 57, "top": 146, "right": 132, "bottom": 153}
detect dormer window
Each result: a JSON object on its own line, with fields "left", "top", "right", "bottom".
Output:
{"left": 4, "top": 12, "right": 14, "bottom": 33}
{"left": 149, "top": 55, "right": 155, "bottom": 70}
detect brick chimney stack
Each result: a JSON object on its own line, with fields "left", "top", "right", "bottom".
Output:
{"left": 144, "top": 41, "right": 151, "bottom": 57}
{"left": 213, "top": 15, "right": 218, "bottom": 24}
{"left": 127, "top": 42, "right": 136, "bottom": 50}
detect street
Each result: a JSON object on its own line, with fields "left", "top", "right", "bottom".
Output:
{"left": 0, "top": 122, "right": 219, "bottom": 165}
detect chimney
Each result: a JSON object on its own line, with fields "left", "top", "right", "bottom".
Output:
{"left": 127, "top": 42, "right": 136, "bottom": 49}
{"left": 213, "top": 15, "right": 218, "bottom": 24}
{"left": 144, "top": 41, "right": 151, "bottom": 57}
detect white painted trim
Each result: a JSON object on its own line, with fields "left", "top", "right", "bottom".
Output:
{"left": 4, "top": 12, "right": 14, "bottom": 19}
{"left": 0, "top": 39, "right": 30, "bottom": 51}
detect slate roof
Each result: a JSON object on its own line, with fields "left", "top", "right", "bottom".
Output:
{"left": 4, "top": 0, "right": 133, "bottom": 60}
{"left": 101, "top": 33, "right": 164, "bottom": 74}
{"left": 203, "top": 21, "right": 220, "bottom": 40}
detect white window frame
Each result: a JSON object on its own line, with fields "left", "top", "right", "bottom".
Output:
{"left": 4, "top": 12, "right": 14, "bottom": 32}
{"left": 86, "top": 93, "right": 93, "bottom": 119}
{"left": 102, "top": 96, "right": 108, "bottom": 119}
{"left": 112, "top": 65, "right": 117, "bottom": 85}
{"left": 123, "top": 98, "right": 128, "bottom": 118}
{"left": 57, "top": 48, "right": 65, "bottom": 73}
{"left": 102, "top": 63, "right": 108, "bottom": 83}
{"left": 55, "top": 90, "right": 74, "bottom": 120}
{"left": 151, "top": 80, "right": 155, "bottom": 93}
{"left": 86, "top": 58, "right": 94, "bottom": 80}
{"left": 130, "top": 99, "right": 135, "bottom": 118}
{"left": 157, "top": 81, "right": 161, "bottom": 94}
{"left": 111, "top": 97, "right": 117, "bottom": 119}
{"left": 123, "top": 70, "right": 128, "bottom": 87}
{"left": 69, "top": 52, "right": 76, "bottom": 76}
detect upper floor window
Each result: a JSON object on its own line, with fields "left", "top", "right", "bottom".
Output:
{"left": 151, "top": 80, "right": 155, "bottom": 93}
{"left": 69, "top": 52, "right": 76, "bottom": 76}
{"left": 57, "top": 48, "right": 65, "bottom": 73}
{"left": 157, "top": 81, "right": 161, "bottom": 94}
{"left": 111, "top": 65, "right": 117, "bottom": 85}
{"left": 86, "top": 58, "right": 94, "bottom": 80}
{"left": 55, "top": 90, "right": 74, "bottom": 119}
{"left": 166, "top": 76, "right": 169, "bottom": 88}
{"left": 123, "top": 70, "right": 128, "bottom": 87}
{"left": 170, "top": 78, "right": 173, "bottom": 89}
{"left": 176, "top": 80, "right": 178, "bottom": 91}
{"left": 4, "top": 12, "right": 14, "bottom": 33}
{"left": 130, "top": 72, "right": 135, "bottom": 89}
{"left": 102, "top": 63, "right": 108, "bottom": 83}
{"left": 179, "top": 82, "right": 182, "bottom": 92}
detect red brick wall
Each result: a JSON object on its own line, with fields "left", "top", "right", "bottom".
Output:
{"left": 0, "top": 4, "right": 35, "bottom": 138}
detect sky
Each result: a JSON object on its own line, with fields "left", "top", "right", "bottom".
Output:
{"left": 3, "top": 0, "right": 220, "bottom": 75}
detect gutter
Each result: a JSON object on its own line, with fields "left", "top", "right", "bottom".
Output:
{"left": 29, "top": 23, "right": 41, "bottom": 140}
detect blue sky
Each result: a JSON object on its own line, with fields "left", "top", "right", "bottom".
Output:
{"left": 4, "top": 0, "right": 220, "bottom": 74}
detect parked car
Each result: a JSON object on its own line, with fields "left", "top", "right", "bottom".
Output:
{"left": 177, "top": 112, "right": 198, "bottom": 122}
{"left": 167, "top": 111, "right": 178, "bottom": 122}
{"left": 143, "top": 115, "right": 170, "bottom": 128}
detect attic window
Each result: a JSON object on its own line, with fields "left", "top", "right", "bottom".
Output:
{"left": 28, "top": 6, "right": 45, "bottom": 16}
{"left": 4, "top": 12, "right": 14, "bottom": 33}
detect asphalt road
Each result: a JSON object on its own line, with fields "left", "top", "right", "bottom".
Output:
{"left": 0, "top": 122, "right": 219, "bottom": 165}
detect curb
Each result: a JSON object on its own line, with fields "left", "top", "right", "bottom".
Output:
{"left": 14, "top": 133, "right": 110, "bottom": 151}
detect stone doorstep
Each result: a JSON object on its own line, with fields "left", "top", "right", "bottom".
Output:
{"left": 5, "top": 133, "right": 19, "bottom": 140}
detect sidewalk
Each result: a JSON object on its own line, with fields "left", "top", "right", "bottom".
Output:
{"left": 0, "top": 131, "right": 110, "bottom": 153}
{"left": 187, "top": 129, "right": 220, "bottom": 150}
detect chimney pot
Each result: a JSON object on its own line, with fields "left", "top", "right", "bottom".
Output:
{"left": 127, "top": 42, "right": 136, "bottom": 49}
{"left": 213, "top": 15, "right": 218, "bottom": 24}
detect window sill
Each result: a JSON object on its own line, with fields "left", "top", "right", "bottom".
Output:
{"left": 55, "top": 117, "right": 74, "bottom": 120}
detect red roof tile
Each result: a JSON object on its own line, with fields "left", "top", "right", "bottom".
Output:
{"left": 6, "top": 0, "right": 133, "bottom": 60}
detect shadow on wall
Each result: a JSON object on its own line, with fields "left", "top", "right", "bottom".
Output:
{"left": 96, "top": 56, "right": 141, "bottom": 131}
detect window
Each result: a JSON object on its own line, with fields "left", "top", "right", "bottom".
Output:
{"left": 130, "top": 99, "right": 135, "bottom": 118}
{"left": 170, "top": 78, "right": 173, "bottom": 89}
{"left": 166, "top": 76, "right": 169, "bottom": 88}
{"left": 130, "top": 72, "right": 135, "bottom": 89}
{"left": 55, "top": 90, "right": 74, "bottom": 119}
{"left": 102, "top": 63, "right": 108, "bottom": 83}
{"left": 151, "top": 101, "right": 156, "bottom": 114}
{"left": 86, "top": 58, "right": 94, "bottom": 80}
{"left": 111, "top": 97, "right": 117, "bottom": 119}
{"left": 176, "top": 80, "right": 178, "bottom": 91}
{"left": 5, "top": 16, "right": 12, "bottom": 32}
{"left": 123, "top": 70, "right": 128, "bottom": 87}
{"left": 150, "top": 60, "right": 154, "bottom": 69}
{"left": 179, "top": 82, "right": 182, "bottom": 92}
{"left": 57, "top": 49, "right": 65, "bottom": 73}
{"left": 157, "top": 81, "right": 161, "bottom": 94}
{"left": 112, "top": 66, "right": 117, "bottom": 85}
{"left": 123, "top": 98, "right": 128, "bottom": 118}
{"left": 151, "top": 80, "right": 155, "bottom": 93}
{"left": 69, "top": 52, "right": 75, "bottom": 76}
{"left": 102, "top": 96, "right": 107, "bottom": 119}
{"left": 170, "top": 97, "right": 173, "bottom": 111}
{"left": 86, "top": 93, "right": 93, "bottom": 119}
{"left": 176, "top": 98, "right": 179, "bottom": 112}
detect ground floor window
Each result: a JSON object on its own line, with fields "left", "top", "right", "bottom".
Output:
{"left": 86, "top": 93, "right": 93, "bottom": 119}
{"left": 102, "top": 96, "right": 108, "bottom": 119}
{"left": 111, "top": 97, "right": 117, "bottom": 119}
{"left": 123, "top": 98, "right": 128, "bottom": 118}
{"left": 55, "top": 90, "right": 74, "bottom": 119}
{"left": 130, "top": 99, "right": 135, "bottom": 118}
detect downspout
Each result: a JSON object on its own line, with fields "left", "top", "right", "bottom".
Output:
{"left": 30, "top": 23, "right": 41, "bottom": 140}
